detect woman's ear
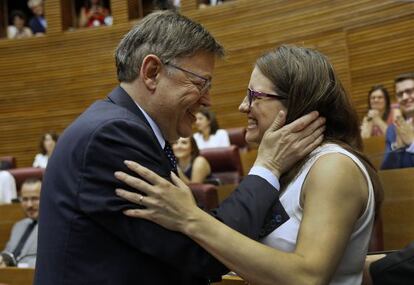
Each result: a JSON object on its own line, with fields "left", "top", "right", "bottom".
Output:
{"left": 140, "top": 54, "right": 162, "bottom": 92}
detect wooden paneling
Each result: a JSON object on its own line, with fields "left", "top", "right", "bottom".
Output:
{"left": 0, "top": 0, "right": 413, "bottom": 167}
{"left": 379, "top": 168, "right": 414, "bottom": 250}
{"left": 0, "top": 268, "right": 34, "bottom": 285}
{"left": 0, "top": 203, "right": 24, "bottom": 249}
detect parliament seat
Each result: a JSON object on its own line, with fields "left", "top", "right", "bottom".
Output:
{"left": 8, "top": 168, "right": 44, "bottom": 193}
{"left": 362, "top": 136, "right": 386, "bottom": 170}
{"left": 0, "top": 156, "right": 16, "bottom": 170}
{"left": 226, "top": 127, "right": 247, "bottom": 151}
{"left": 189, "top": 183, "right": 219, "bottom": 210}
{"left": 379, "top": 167, "right": 414, "bottom": 250}
{"left": 200, "top": 146, "right": 243, "bottom": 185}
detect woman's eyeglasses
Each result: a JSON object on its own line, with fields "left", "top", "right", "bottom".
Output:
{"left": 247, "top": 88, "right": 288, "bottom": 108}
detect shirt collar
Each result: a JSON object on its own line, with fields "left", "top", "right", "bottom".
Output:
{"left": 135, "top": 102, "right": 166, "bottom": 149}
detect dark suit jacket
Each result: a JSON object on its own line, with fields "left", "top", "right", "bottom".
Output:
{"left": 29, "top": 16, "right": 46, "bottom": 34}
{"left": 34, "top": 86, "right": 279, "bottom": 285}
{"left": 380, "top": 125, "right": 414, "bottom": 170}
{"left": 370, "top": 242, "right": 414, "bottom": 285}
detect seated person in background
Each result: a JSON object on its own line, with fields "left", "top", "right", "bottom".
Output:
{"left": 79, "top": 0, "right": 110, "bottom": 28}
{"left": 381, "top": 73, "right": 414, "bottom": 169}
{"left": 27, "top": 0, "right": 47, "bottom": 36}
{"left": 0, "top": 178, "right": 41, "bottom": 268}
{"left": 0, "top": 171, "right": 17, "bottom": 204}
{"left": 7, "top": 10, "right": 32, "bottom": 39}
{"left": 116, "top": 45, "right": 383, "bottom": 285}
{"left": 361, "top": 85, "right": 391, "bottom": 139}
{"left": 362, "top": 242, "right": 414, "bottom": 285}
{"left": 193, "top": 108, "right": 230, "bottom": 149}
{"left": 172, "top": 137, "right": 211, "bottom": 184}
{"left": 33, "top": 132, "right": 58, "bottom": 168}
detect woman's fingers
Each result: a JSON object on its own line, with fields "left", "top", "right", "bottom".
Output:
{"left": 287, "top": 111, "right": 320, "bottom": 133}
{"left": 114, "top": 171, "right": 153, "bottom": 195}
{"left": 267, "top": 110, "right": 287, "bottom": 132}
{"left": 124, "top": 160, "right": 169, "bottom": 186}
{"left": 170, "top": 171, "right": 189, "bottom": 189}
{"left": 124, "top": 208, "right": 151, "bottom": 219}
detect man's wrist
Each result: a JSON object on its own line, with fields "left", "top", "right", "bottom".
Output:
{"left": 249, "top": 165, "right": 280, "bottom": 191}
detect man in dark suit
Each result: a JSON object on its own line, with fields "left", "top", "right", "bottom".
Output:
{"left": 34, "top": 11, "right": 324, "bottom": 285}
{"left": 363, "top": 242, "right": 414, "bottom": 285}
{"left": 27, "top": 0, "right": 46, "bottom": 35}
{"left": 381, "top": 73, "right": 414, "bottom": 169}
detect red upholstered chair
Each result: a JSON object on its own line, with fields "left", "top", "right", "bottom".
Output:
{"left": 200, "top": 146, "right": 243, "bottom": 185}
{"left": 189, "top": 183, "right": 219, "bottom": 211}
{"left": 8, "top": 167, "right": 44, "bottom": 193}
{"left": 226, "top": 127, "right": 247, "bottom": 151}
{"left": 0, "top": 156, "right": 16, "bottom": 170}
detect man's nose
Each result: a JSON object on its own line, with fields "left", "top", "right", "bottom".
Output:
{"left": 239, "top": 96, "right": 249, "bottom": 113}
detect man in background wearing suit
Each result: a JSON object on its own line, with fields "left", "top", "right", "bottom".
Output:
{"left": 363, "top": 242, "right": 414, "bottom": 285}
{"left": 34, "top": 11, "right": 324, "bottom": 285}
{"left": 0, "top": 178, "right": 41, "bottom": 268}
{"left": 381, "top": 73, "right": 414, "bottom": 169}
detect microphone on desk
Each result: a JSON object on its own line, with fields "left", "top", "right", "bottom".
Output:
{"left": 1, "top": 252, "right": 37, "bottom": 267}
{"left": 0, "top": 251, "right": 17, "bottom": 266}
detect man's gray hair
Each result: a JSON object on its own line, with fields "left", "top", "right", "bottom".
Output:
{"left": 115, "top": 11, "right": 225, "bottom": 82}
{"left": 28, "top": 0, "right": 43, "bottom": 9}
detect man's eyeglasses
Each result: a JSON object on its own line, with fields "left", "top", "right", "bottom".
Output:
{"left": 165, "top": 62, "right": 211, "bottom": 95}
{"left": 396, "top": 87, "right": 414, "bottom": 100}
{"left": 247, "top": 88, "right": 288, "bottom": 108}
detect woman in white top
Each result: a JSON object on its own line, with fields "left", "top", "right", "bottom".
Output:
{"left": 0, "top": 171, "right": 17, "bottom": 204}
{"left": 193, "top": 108, "right": 230, "bottom": 149}
{"left": 115, "top": 45, "right": 383, "bottom": 285}
{"left": 33, "top": 132, "right": 58, "bottom": 168}
{"left": 7, "top": 10, "right": 32, "bottom": 39}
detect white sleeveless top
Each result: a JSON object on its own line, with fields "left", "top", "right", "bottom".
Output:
{"left": 260, "top": 144, "right": 375, "bottom": 285}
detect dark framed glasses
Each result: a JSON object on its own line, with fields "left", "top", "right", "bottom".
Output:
{"left": 165, "top": 62, "right": 211, "bottom": 95}
{"left": 247, "top": 88, "right": 288, "bottom": 108}
{"left": 396, "top": 87, "right": 414, "bottom": 100}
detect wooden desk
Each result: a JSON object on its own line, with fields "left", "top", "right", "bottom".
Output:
{"left": 0, "top": 204, "right": 24, "bottom": 250}
{"left": 0, "top": 268, "right": 34, "bottom": 285}
{"left": 379, "top": 167, "right": 414, "bottom": 250}
{"left": 363, "top": 136, "right": 386, "bottom": 170}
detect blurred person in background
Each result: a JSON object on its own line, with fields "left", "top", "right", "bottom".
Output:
{"left": 78, "top": 0, "right": 111, "bottom": 28}
{"left": 7, "top": 10, "right": 32, "bottom": 39}
{"left": 360, "top": 85, "right": 391, "bottom": 139}
{"left": 381, "top": 73, "right": 414, "bottom": 169}
{"left": 27, "top": 0, "right": 47, "bottom": 35}
{"left": 0, "top": 178, "right": 41, "bottom": 268}
{"left": 0, "top": 171, "right": 17, "bottom": 204}
{"left": 172, "top": 137, "right": 211, "bottom": 184}
{"left": 193, "top": 108, "right": 230, "bottom": 149}
{"left": 33, "top": 132, "right": 58, "bottom": 168}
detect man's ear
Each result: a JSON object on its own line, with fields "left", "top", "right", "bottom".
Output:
{"left": 140, "top": 54, "right": 162, "bottom": 92}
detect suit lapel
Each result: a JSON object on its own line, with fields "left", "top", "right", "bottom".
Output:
{"left": 107, "top": 86, "right": 150, "bottom": 128}
{"left": 106, "top": 86, "right": 173, "bottom": 176}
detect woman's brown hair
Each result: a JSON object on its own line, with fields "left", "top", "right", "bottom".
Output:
{"left": 256, "top": 45, "right": 383, "bottom": 213}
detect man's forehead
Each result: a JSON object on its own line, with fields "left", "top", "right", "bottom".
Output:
{"left": 396, "top": 79, "right": 414, "bottom": 90}
{"left": 21, "top": 183, "right": 41, "bottom": 196}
